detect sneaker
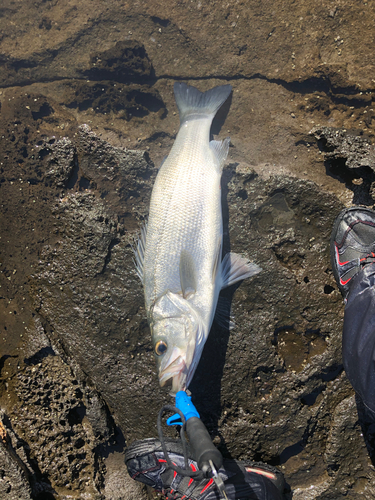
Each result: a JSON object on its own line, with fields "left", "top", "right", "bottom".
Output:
{"left": 331, "top": 206, "right": 375, "bottom": 299}
{"left": 125, "top": 438, "right": 285, "bottom": 500}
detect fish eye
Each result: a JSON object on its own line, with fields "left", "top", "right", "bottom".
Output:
{"left": 155, "top": 340, "right": 168, "bottom": 356}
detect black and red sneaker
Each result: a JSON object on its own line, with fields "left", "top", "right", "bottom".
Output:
{"left": 125, "top": 438, "right": 285, "bottom": 500}
{"left": 331, "top": 206, "right": 375, "bottom": 299}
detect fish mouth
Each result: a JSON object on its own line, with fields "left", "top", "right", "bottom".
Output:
{"left": 159, "top": 349, "right": 188, "bottom": 395}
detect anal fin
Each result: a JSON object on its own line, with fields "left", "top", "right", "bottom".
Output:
{"left": 210, "top": 137, "right": 230, "bottom": 170}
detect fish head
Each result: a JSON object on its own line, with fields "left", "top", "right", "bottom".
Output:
{"left": 150, "top": 291, "right": 202, "bottom": 395}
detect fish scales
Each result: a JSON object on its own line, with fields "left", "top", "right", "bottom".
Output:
{"left": 135, "top": 82, "right": 261, "bottom": 394}
{"left": 144, "top": 119, "right": 221, "bottom": 310}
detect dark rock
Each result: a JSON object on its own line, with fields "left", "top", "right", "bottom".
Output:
{"left": 7, "top": 355, "right": 107, "bottom": 496}
{"left": 0, "top": 418, "right": 33, "bottom": 500}
{"left": 63, "top": 81, "right": 166, "bottom": 121}
{"left": 0, "top": 122, "right": 362, "bottom": 497}
{"left": 311, "top": 127, "right": 375, "bottom": 204}
{"left": 311, "top": 127, "right": 375, "bottom": 172}
{"left": 0, "top": 410, "right": 53, "bottom": 499}
{"left": 23, "top": 129, "right": 352, "bottom": 498}
{"left": 85, "top": 40, "right": 155, "bottom": 84}
{"left": 76, "top": 124, "right": 156, "bottom": 224}
{"left": 40, "top": 137, "right": 77, "bottom": 188}
{"left": 31, "top": 165, "right": 162, "bottom": 440}
{"left": 2, "top": 2, "right": 375, "bottom": 497}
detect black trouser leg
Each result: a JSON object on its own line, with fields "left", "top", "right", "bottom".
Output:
{"left": 343, "top": 263, "right": 375, "bottom": 414}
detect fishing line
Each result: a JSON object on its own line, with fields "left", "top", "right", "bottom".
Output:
{"left": 157, "top": 404, "right": 205, "bottom": 480}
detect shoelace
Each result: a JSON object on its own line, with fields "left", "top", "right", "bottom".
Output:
{"left": 360, "top": 254, "right": 375, "bottom": 266}
{"left": 336, "top": 248, "right": 375, "bottom": 282}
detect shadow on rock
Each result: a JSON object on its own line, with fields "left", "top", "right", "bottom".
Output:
{"left": 311, "top": 126, "right": 375, "bottom": 206}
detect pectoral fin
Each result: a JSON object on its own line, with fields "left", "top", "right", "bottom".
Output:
{"left": 221, "top": 252, "right": 261, "bottom": 289}
{"left": 214, "top": 296, "right": 235, "bottom": 330}
{"left": 179, "top": 250, "right": 197, "bottom": 298}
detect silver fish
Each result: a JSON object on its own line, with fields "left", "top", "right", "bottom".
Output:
{"left": 135, "top": 83, "right": 261, "bottom": 394}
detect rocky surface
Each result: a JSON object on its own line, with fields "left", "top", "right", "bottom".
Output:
{"left": 1, "top": 1, "right": 375, "bottom": 499}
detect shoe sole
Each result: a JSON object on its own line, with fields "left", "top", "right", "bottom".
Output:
{"left": 242, "top": 461, "right": 285, "bottom": 494}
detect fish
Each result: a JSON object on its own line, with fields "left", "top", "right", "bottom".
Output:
{"left": 134, "top": 82, "right": 261, "bottom": 395}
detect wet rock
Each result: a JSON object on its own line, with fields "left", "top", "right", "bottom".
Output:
{"left": 1, "top": 110, "right": 373, "bottom": 499}
{"left": 103, "top": 449, "right": 149, "bottom": 500}
{"left": 85, "top": 40, "right": 155, "bottom": 84}
{"left": 7, "top": 355, "right": 107, "bottom": 496}
{"left": 2, "top": 1, "right": 375, "bottom": 498}
{"left": 2, "top": 312, "right": 146, "bottom": 499}
{"left": 23, "top": 129, "right": 361, "bottom": 498}
{"left": 0, "top": 410, "right": 53, "bottom": 499}
{"left": 325, "top": 396, "right": 369, "bottom": 477}
{"left": 190, "top": 171, "right": 348, "bottom": 471}
{"left": 75, "top": 124, "right": 155, "bottom": 223}
{"left": 0, "top": 121, "right": 366, "bottom": 499}
{"left": 311, "top": 127, "right": 375, "bottom": 204}
{"left": 64, "top": 81, "right": 166, "bottom": 120}
{"left": 40, "top": 137, "right": 77, "bottom": 188}
{"left": 31, "top": 188, "right": 162, "bottom": 440}
{"left": 0, "top": 417, "right": 33, "bottom": 500}
{"left": 311, "top": 127, "right": 375, "bottom": 172}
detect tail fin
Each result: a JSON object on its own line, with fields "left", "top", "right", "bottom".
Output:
{"left": 174, "top": 82, "right": 232, "bottom": 124}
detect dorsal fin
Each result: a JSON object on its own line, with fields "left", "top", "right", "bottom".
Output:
{"left": 179, "top": 250, "right": 197, "bottom": 298}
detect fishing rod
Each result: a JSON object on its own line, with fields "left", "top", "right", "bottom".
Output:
{"left": 158, "top": 391, "right": 228, "bottom": 500}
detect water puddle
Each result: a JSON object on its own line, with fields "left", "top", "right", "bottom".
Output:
{"left": 274, "top": 326, "right": 327, "bottom": 373}
{"left": 257, "top": 192, "right": 294, "bottom": 231}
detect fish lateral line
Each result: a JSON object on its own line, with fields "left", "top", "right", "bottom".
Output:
{"left": 179, "top": 249, "right": 197, "bottom": 299}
